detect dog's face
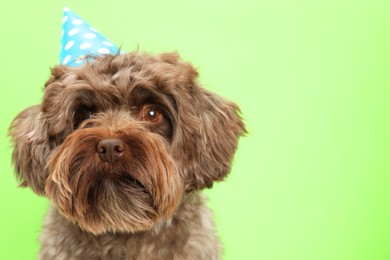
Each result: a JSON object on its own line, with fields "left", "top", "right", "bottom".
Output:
{"left": 9, "top": 52, "right": 245, "bottom": 234}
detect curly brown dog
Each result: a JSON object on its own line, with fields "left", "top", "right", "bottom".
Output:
{"left": 9, "top": 52, "right": 245, "bottom": 260}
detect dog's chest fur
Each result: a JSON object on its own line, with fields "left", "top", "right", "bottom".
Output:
{"left": 39, "top": 193, "right": 221, "bottom": 260}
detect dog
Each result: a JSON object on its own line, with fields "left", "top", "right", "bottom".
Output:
{"left": 9, "top": 52, "right": 245, "bottom": 260}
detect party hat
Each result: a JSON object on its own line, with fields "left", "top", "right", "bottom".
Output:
{"left": 60, "top": 6, "right": 120, "bottom": 66}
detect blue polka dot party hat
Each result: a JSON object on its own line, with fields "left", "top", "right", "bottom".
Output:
{"left": 60, "top": 6, "right": 120, "bottom": 66}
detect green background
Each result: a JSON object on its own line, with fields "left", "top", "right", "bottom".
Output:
{"left": 1, "top": 0, "right": 390, "bottom": 259}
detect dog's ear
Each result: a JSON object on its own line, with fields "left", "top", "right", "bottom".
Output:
{"left": 8, "top": 66, "right": 71, "bottom": 195}
{"left": 177, "top": 88, "right": 246, "bottom": 191}
{"left": 9, "top": 105, "right": 51, "bottom": 195}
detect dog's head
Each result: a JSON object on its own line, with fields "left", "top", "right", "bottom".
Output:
{"left": 9, "top": 52, "right": 245, "bottom": 234}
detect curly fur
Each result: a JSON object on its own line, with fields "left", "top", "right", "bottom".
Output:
{"left": 9, "top": 52, "right": 245, "bottom": 259}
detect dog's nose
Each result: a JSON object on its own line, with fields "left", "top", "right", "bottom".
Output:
{"left": 97, "top": 138, "right": 125, "bottom": 163}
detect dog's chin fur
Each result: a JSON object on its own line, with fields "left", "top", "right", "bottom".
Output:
{"left": 9, "top": 52, "right": 245, "bottom": 259}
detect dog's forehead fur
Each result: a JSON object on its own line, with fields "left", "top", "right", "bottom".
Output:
{"left": 43, "top": 52, "right": 197, "bottom": 110}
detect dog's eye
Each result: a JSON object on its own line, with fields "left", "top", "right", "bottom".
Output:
{"left": 73, "top": 107, "right": 93, "bottom": 128}
{"left": 142, "top": 105, "right": 162, "bottom": 123}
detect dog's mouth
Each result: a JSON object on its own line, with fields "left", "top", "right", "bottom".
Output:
{"left": 84, "top": 169, "right": 152, "bottom": 200}
{"left": 85, "top": 167, "right": 156, "bottom": 205}
{"left": 120, "top": 174, "right": 148, "bottom": 192}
